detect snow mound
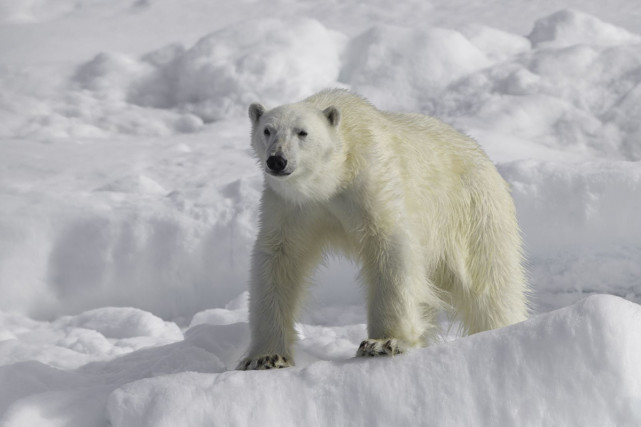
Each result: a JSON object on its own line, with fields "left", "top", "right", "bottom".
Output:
{"left": 3, "top": 9, "right": 640, "bottom": 153}
{"left": 339, "top": 25, "right": 490, "bottom": 111}
{"left": 54, "top": 307, "right": 182, "bottom": 340}
{"left": 529, "top": 9, "right": 641, "bottom": 48}
{"left": 435, "top": 12, "right": 641, "bottom": 161}
{"left": 96, "top": 174, "right": 167, "bottom": 195}
{"left": 0, "top": 341, "right": 224, "bottom": 427}
{"left": 107, "top": 295, "right": 641, "bottom": 427}
{"left": 128, "top": 18, "right": 346, "bottom": 122}
{"left": 1, "top": 17, "right": 345, "bottom": 139}
{"left": 461, "top": 25, "right": 531, "bottom": 62}
{"left": 74, "top": 52, "right": 151, "bottom": 100}
{"left": 188, "top": 291, "right": 248, "bottom": 327}
{"left": 0, "top": 308, "right": 183, "bottom": 371}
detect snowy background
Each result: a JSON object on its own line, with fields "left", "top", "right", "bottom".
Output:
{"left": 1, "top": 0, "right": 640, "bottom": 425}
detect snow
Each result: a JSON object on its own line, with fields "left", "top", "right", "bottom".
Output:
{"left": 340, "top": 25, "right": 492, "bottom": 110}
{"left": 1, "top": 0, "right": 640, "bottom": 425}
{"left": 4, "top": 295, "right": 639, "bottom": 426}
{"left": 529, "top": 9, "right": 641, "bottom": 48}
{"left": 109, "top": 295, "right": 641, "bottom": 426}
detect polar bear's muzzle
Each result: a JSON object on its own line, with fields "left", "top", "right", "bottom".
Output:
{"left": 266, "top": 154, "right": 292, "bottom": 177}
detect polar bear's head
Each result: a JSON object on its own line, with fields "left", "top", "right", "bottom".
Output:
{"left": 249, "top": 101, "right": 343, "bottom": 203}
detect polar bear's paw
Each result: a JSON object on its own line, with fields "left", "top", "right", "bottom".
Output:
{"left": 236, "top": 354, "right": 293, "bottom": 370}
{"left": 356, "top": 338, "right": 403, "bottom": 357}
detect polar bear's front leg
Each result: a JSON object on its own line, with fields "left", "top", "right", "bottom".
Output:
{"left": 238, "top": 246, "right": 309, "bottom": 370}
{"left": 238, "top": 203, "right": 324, "bottom": 370}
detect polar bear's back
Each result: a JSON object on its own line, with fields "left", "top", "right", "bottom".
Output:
{"left": 302, "top": 89, "right": 504, "bottom": 210}
{"left": 304, "top": 89, "right": 487, "bottom": 163}
{"left": 304, "top": 88, "right": 514, "bottom": 249}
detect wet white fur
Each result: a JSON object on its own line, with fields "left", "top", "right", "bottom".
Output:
{"left": 244, "top": 89, "right": 528, "bottom": 363}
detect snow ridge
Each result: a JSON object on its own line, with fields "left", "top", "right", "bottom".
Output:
{"left": 106, "top": 295, "right": 641, "bottom": 427}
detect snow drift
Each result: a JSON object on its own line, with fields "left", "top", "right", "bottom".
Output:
{"left": 2, "top": 295, "right": 640, "bottom": 426}
{"left": 104, "top": 295, "right": 638, "bottom": 427}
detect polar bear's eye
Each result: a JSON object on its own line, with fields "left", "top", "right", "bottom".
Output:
{"left": 297, "top": 130, "right": 308, "bottom": 138}
{"left": 263, "top": 128, "right": 271, "bottom": 137}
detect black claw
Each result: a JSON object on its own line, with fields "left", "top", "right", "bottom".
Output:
{"left": 239, "top": 354, "right": 295, "bottom": 371}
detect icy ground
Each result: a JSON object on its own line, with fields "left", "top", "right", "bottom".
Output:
{"left": 1, "top": 0, "right": 640, "bottom": 425}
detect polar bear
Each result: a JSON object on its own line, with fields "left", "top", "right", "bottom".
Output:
{"left": 237, "top": 89, "right": 528, "bottom": 370}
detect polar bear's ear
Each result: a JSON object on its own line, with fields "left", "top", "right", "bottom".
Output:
{"left": 249, "top": 103, "right": 265, "bottom": 124}
{"left": 323, "top": 106, "right": 340, "bottom": 127}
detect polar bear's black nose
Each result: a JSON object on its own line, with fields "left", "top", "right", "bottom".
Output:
{"left": 266, "top": 155, "right": 287, "bottom": 172}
